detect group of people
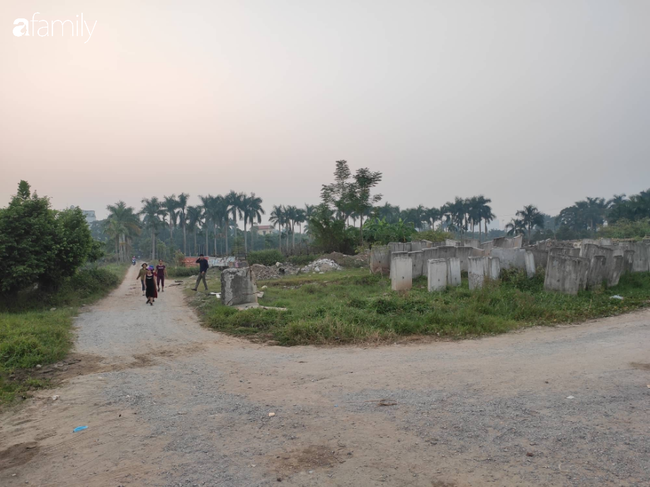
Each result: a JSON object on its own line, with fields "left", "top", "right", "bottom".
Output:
{"left": 136, "top": 260, "right": 168, "bottom": 305}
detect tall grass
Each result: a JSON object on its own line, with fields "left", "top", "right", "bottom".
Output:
{"left": 193, "top": 269, "right": 650, "bottom": 346}
{"left": 0, "top": 264, "right": 127, "bottom": 404}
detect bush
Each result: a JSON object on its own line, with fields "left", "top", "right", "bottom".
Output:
{"left": 167, "top": 266, "right": 198, "bottom": 278}
{"left": 247, "top": 249, "right": 285, "bottom": 266}
{"left": 599, "top": 218, "right": 650, "bottom": 240}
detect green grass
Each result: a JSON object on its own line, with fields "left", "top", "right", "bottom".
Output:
{"left": 0, "top": 264, "right": 127, "bottom": 405}
{"left": 189, "top": 268, "right": 650, "bottom": 346}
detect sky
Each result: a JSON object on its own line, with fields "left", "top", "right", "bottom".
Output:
{"left": 1, "top": 0, "right": 649, "bottom": 229}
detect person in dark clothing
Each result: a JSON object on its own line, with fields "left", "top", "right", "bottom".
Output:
{"left": 145, "top": 265, "right": 158, "bottom": 305}
{"left": 192, "top": 254, "right": 209, "bottom": 291}
{"left": 156, "top": 259, "right": 167, "bottom": 292}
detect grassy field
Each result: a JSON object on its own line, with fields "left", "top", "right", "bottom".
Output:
{"left": 0, "top": 264, "right": 127, "bottom": 404}
{"left": 189, "top": 267, "right": 650, "bottom": 346}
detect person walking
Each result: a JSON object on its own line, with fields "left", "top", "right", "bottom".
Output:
{"left": 192, "top": 254, "right": 209, "bottom": 291}
{"left": 136, "top": 263, "right": 148, "bottom": 296}
{"left": 145, "top": 265, "right": 158, "bottom": 305}
{"left": 156, "top": 259, "right": 168, "bottom": 292}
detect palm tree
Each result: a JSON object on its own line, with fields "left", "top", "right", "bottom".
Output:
{"left": 284, "top": 205, "right": 300, "bottom": 249}
{"left": 475, "top": 196, "right": 495, "bottom": 241}
{"left": 242, "top": 193, "right": 265, "bottom": 253}
{"left": 516, "top": 205, "right": 544, "bottom": 242}
{"left": 105, "top": 201, "right": 141, "bottom": 262}
{"left": 199, "top": 195, "right": 213, "bottom": 255}
{"left": 505, "top": 218, "right": 527, "bottom": 237}
{"left": 186, "top": 205, "right": 203, "bottom": 256}
{"left": 176, "top": 193, "right": 190, "bottom": 255}
{"left": 140, "top": 197, "right": 165, "bottom": 260}
{"left": 269, "top": 205, "right": 287, "bottom": 252}
{"left": 294, "top": 208, "right": 307, "bottom": 243}
{"left": 225, "top": 191, "right": 245, "bottom": 255}
{"left": 163, "top": 195, "right": 179, "bottom": 251}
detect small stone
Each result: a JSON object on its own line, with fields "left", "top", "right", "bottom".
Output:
{"left": 268, "top": 412, "right": 275, "bottom": 417}
{"left": 52, "top": 395, "right": 59, "bottom": 401}
{"left": 36, "top": 364, "right": 42, "bottom": 369}
{"left": 566, "top": 396, "right": 575, "bottom": 399}
{"left": 526, "top": 452, "right": 534, "bottom": 457}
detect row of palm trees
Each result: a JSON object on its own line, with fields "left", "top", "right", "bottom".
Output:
{"left": 372, "top": 196, "right": 496, "bottom": 239}
{"left": 268, "top": 205, "right": 314, "bottom": 251}
{"left": 105, "top": 191, "right": 265, "bottom": 261}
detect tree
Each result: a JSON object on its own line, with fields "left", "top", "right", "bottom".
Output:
{"left": 269, "top": 205, "right": 287, "bottom": 252}
{"left": 475, "top": 196, "right": 495, "bottom": 240}
{"left": 177, "top": 193, "right": 190, "bottom": 255}
{"left": 186, "top": 205, "right": 203, "bottom": 255}
{"left": 0, "top": 181, "right": 93, "bottom": 295}
{"left": 105, "top": 201, "right": 141, "bottom": 262}
{"left": 321, "top": 160, "right": 356, "bottom": 221}
{"left": 505, "top": 218, "right": 527, "bottom": 237}
{"left": 163, "top": 195, "right": 180, "bottom": 251}
{"left": 141, "top": 197, "right": 165, "bottom": 260}
{"left": 225, "top": 191, "right": 245, "bottom": 255}
{"left": 516, "top": 205, "right": 544, "bottom": 242}
{"left": 242, "top": 193, "right": 265, "bottom": 253}
{"left": 350, "top": 167, "right": 382, "bottom": 244}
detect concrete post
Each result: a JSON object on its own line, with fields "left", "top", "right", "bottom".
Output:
{"left": 608, "top": 255, "right": 624, "bottom": 287}
{"left": 485, "top": 256, "right": 501, "bottom": 281}
{"left": 544, "top": 254, "right": 590, "bottom": 295}
{"left": 370, "top": 245, "right": 390, "bottom": 275}
{"left": 446, "top": 257, "right": 461, "bottom": 287}
{"left": 468, "top": 256, "right": 487, "bottom": 290}
{"left": 221, "top": 267, "right": 258, "bottom": 306}
{"left": 427, "top": 259, "right": 448, "bottom": 292}
{"left": 390, "top": 251, "right": 412, "bottom": 291}
{"left": 524, "top": 251, "right": 535, "bottom": 278}
{"left": 409, "top": 250, "right": 424, "bottom": 279}
{"left": 587, "top": 255, "right": 607, "bottom": 290}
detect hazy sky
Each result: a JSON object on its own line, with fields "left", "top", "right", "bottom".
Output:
{"left": 1, "top": 0, "right": 649, "bottom": 228}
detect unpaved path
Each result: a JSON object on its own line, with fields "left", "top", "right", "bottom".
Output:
{"left": 1, "top": 265, "right": 649, "bottom": 486}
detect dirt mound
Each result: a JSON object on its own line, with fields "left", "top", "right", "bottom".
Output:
{"left": 250, "top": 263, "right": 300, "bottom": 280}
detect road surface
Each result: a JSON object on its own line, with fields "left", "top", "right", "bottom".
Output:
{"left": 1, "top": 265, "right": 649, "bottom": 486}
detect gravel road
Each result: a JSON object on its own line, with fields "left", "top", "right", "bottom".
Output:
{"left": 1, "top": 264, "right": 649, "bottom": 486}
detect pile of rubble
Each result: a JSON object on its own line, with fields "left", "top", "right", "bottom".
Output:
{"left": 301, "top": 258, "right": 343, "bottom": 274}
{"left": 321, "top": 251, "right": 369, "bottom": 268}
{"left": 250, "top": 262, "right": 300, "bottom": 280}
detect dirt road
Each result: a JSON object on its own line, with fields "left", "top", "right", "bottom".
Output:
{"left": 1, "top": 265, "right": 649, "bottom": 486}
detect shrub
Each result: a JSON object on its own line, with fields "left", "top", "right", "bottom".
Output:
{"left": 167, "top": 266, "right": 198, "bottom": 278}
{"left": 247, "top": 249, "right": 285, "bottom": 267}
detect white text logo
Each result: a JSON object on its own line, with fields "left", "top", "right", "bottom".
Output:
{"left": 13, "top": 13, "right": 97, "bottom": 43}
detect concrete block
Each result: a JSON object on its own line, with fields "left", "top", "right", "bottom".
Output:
{"left": 549, "top": 247, "right": 581, "bottom": 258}
{"left": 427, "top": 259, "right": 448, "bottom": 292}
{"left": 468, "top": 256, "right": 487, "bottom": 290}
{"left": 490, "top": 248, "right": 527, "bottom": 272}
{"left": 608, "top": 255, "right": 624, "bottom": 287}
{"left": 409, "top": 250, "right": 424, "bottom": 279}
{"left": 528, "top": 249, "right": 549, "bottom": 269}
{"left": 446, "top": 257, "right": 461, "bottom": 287}
{"left": 524, "top": 251, "right": 535, "bottom": 278}
{"left": 390, "top": 252, "right": 412, "bottom": 291}
{"left": 410, "top": 241, "right": 423, "bottom": 252}
{"left": 370, "top": 245, "right": 390, "bottom": 275}
{"left": 544, "top": 254, "right": 590, "bottom": 295}
{"left": 454, "top": 246, "right": 474, "bottom": 272}
{"left": 462, "top": 239, "right": 480, "bottom": 248}
{"left": 587, "top": 255, "right": 607, "bottom": 290}
{"left": 485, "top": 256, "right": 501, "bottom": 281}
{"left": 221, "top": 268, "right": 258, "bottom": 306}
{"left": 422, "top": 246, "right": 458, "bottom": 275}
{"left": 445, "top": 239, "right": 460, "bottom": 247}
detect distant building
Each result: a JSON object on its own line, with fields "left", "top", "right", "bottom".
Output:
{"left": 253, "top": 225, "right": 275, "bottom": 235}
{"left": 69, "top": 206, "right": 96, "bottom": 224}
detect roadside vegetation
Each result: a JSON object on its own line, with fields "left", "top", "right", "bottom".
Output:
{"left": 188, "top": 268, "right": 650, "bottom": 346}
{"left": 0, "top": 264, "right": 125, "bottom": 404}
{"left": 0, "top": 181, "right": 126, "bottom": 405}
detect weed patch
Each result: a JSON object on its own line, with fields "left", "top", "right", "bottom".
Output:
{"left": 191, "top": 268, "right": 650, "bottom": 346}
